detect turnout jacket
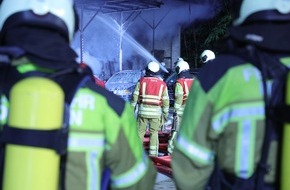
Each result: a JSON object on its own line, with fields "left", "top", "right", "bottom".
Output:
{"left": 0, "top": 59, "right": 157, "bottom": 190}
{"left": 171, "top": 54, "right": 290, "bottom": 190}
{"left": 174, "top": 77, "right": 193, "bottom": 117}
{"left": 131, "top": 76, "right": 169, "bottom": 118}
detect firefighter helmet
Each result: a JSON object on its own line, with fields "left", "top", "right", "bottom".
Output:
{"left": 200, "top": 50, "right": 215, "bottom": 63}
{"left": 232, "top": 0, "right": 290, "bottom": 26}
{"left": 146, "top": 61, "right": 160, "bottom": 76}
{"left": 175, "top": 60, "right": 189, "bottom": 74}
{"left": 0, "top": 0, "right": 77, "bottom": 42}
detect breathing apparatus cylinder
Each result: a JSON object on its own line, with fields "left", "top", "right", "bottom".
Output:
{"left": 281, "top": 73, "right": 290, "bottom": 190}
{"left": 2, "top": 77, "right": 64, "bottom": 190}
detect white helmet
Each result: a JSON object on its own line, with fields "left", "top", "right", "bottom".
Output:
{"left": 0, "top": 0, "right": 77, "bottom": 42}
{"left": 146, "top": 61, "right": 160, "bottom": 75}
{"left": 200, "top": 50, "right": 215, "bottom": 63}
{"left": 232, "top": 0, "right": 290, "bottom": 26}
{"left": 175, "top": 60, "right": 189, "bottom": 74}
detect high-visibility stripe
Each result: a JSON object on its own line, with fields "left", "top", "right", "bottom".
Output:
{"left": 184, "top": 81, "right": 189, "bottom": 95}
{"left": 158, "top": 84, "right": 164, "bottom": 98}
{"left": 111, "top": 153, "right": 149, "bottom": 188}
{"left": 212, "top": 105, "right": 264, "bottom": 134}
{"left": 149, "top": 145, "right": 158, "bottom": 155}
{"left": 176, "top": 135, "right": 214, "bottom": 165}
{"left": 138, "top": 105, "right": 163, "bottom": 116}
{"left": 68, "top": 134, "right": 105, "bottom": 151}
{"left": 88, "top": 151, "right": 99, "bottom": 190}
{"left": 0, "top": 95, "right": 8, "bottom": 125}
{"left": 141, "top": 82, "right": 147, "bottom": 95}
{"left": 138, "top": 110, "right": 162, "bottom": 116}
{"left": 236, "top": 119, "right": 255, "bottom": 178}
{"left": 163, "top": 107, "right": 169, "bottom": 113}
{"left": 68, "top": 134, "right": 104, "bottom": 190}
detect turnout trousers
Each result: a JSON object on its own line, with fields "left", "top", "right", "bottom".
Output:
{"left": 138, "top": 117, "right": 161, "bottom": 156}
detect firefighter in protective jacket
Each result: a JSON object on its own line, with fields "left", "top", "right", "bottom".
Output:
{"left": 167, "top": 59, "right": 193, "bottom": 155}
{"left": 0, "top": 0, "right": 156, "bottom": 190}
{"left": 131, "top": 61, "right": 170, "bottom": 157}
{"left": 171, "top": 0, "right": 290, "bottom": 189}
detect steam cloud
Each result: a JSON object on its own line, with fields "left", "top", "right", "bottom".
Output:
{"left": 71, "top": 0, "right": 220, "bottom": 79}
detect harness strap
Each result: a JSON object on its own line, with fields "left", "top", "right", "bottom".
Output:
{"left": 0, "top": 125, "right": 68, "bottom": 155}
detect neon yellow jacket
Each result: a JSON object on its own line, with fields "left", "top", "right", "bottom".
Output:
{"left": 0, "top": 61, "right": 157, "bottom": 190}
{"left": 171, "top": 55, "right": 290, "bottom": 190}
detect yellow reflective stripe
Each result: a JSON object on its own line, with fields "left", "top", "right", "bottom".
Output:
{"left": 17, "top": 62, "right": 54, "bottom": 73}
{"left": 111, "top": 153, "right": 149, "bottom": 188}
{"left": 68, "top": 133, "right": 105, "bottom": 151}
{"left": 131, "top": 102, "right": 137, "bottom": 107}
{"left": 162, "top": 96, "right": 169, "bottom": 100}
{"left": 133, "top": 91, "right": 139, "bottom": 95}
{"left": 141, "top": 82, "right": 147, "bottom": 95}
{"left": 142, "top": 94, "right": 161, "bottom": 99}
{"left": 138, "top": 105, "right": 162, "bottom": 115}
{"left": 139, "top": 105, "right": 162, "bottom": 112}
{"left": 163, "top": 107, "right": 169, "bottom": 113}
{"left": 176, "top": 106, "right": 184, "bottom": 115}
{"left": 158, "top": 84, "right": 164, "bottom": 98}
{"left": 184, "top": 81, "right": 190, "bottom": 95}
{"left": 176, "top": 135, "right": 214, "bottom": 165}
{"left": 174, "top": 102, "right": 182, "bottom": 109}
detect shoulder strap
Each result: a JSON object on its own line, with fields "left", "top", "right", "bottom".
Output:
{"left": 0, "top": 68, "right": 92, "bottom": 153}
{"left": 237, "top": 46, "right": 287, "bottom": 190}
{"left": 49, "top": 67, "right": 92, "bottom": 190}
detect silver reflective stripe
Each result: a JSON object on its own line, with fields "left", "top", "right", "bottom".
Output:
{"left": 0, "top": 95, "right": 8, "bottom": 124}
{"left": 111, "top": 153, "right": 149, "bottom": 188}
{"left": 68, "top": 135, "right": 105, "bottom": 151}
{"left": 89, "top": 151, "right": 99, "bottom": 190}
{"left": 212, "top": 105, "right": 264, "bottom": 134}
{"left": 139, "top": 105, "right": 162, "bottom": 115}
{"left": 149, "top": 145, "right": 158, "bottom": 156}
{"left": 176, "top": 135, "right": 213, "bottom": 165}
{"left": 237, "top": 120, "right": 253, "bottom": 179}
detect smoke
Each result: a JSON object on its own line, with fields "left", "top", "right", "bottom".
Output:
{"left": 71, "top": 0, "right": 220, "bottom": 78}
{"left": 74, "top": 47, "right": 103, "bottom": 76}
{"left": 131, "top": 1, "right": 215, "bottom": 40}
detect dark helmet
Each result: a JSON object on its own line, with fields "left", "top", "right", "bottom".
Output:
{"left": 0, "top": 0, "right": 78, "bottom": 42}
{"left": 231, "top": 0, "right": 290, "bottom": 26}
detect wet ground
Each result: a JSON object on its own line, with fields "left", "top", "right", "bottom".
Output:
{"left": 154, "top": 172, "right": 176, "bottom": 190}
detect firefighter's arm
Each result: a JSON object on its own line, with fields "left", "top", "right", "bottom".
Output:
{"left": 105, "top": 102, "right": 157, "bottom": 190}
{"left": 130, "top": 82, "right": 140, "bottom": 109}
{"left": 171, "top": 80, "right": 215, "bottom": 190}
{"left": 174, "top": 82, "right": 183, "bottom": 113}
{"left": 162, "top": 85, "right": 170, "bottom": 118}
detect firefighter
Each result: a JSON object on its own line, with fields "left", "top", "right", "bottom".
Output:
{"left": 167, "top": 59, "right": 194, "bottom": 155}
{"left": 131, "top": 61, "right": 170, "bottom": 157}
{"left": 171, "top": 0, "right": 290, "bottom": 189}
{"left": 200, "top": 49, "right": 215, "bottom": 64}
{"left": 0, "top": 0, "right": 156, "bottom": 190}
